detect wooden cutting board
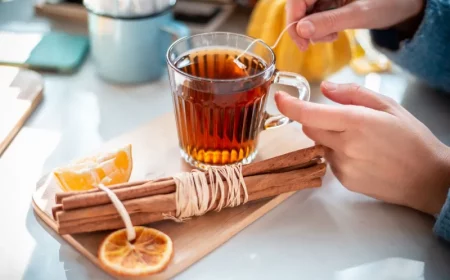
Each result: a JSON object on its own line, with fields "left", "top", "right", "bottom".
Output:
{"left": 32, "top": 113, "right": 315, "bottom": 279}
{"left": 0, "top": 66, "right": 43, "bottom": 156}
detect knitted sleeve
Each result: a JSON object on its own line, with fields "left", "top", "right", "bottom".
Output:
{"left": 433, "top": 189, "right": 450, "bottom": 242}
{"left": 370, "top": 0, "right": 450, "bottom": 92}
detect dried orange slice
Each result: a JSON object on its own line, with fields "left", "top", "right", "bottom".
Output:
{"left": 99, "top": 226, "right": 173, "bottom": 277}
{"left": 53, "top": 144, "right": 133, "bottom": 192}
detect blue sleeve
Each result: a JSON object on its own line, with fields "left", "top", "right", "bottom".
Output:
{"left": 369, "top": 0, "right": 450, "bottom": 241}
{"left": 434, "top": 189, "right": 450, "bottom": 242}
{"left": 370, "top": 0, "right": 450, "bottom": 92}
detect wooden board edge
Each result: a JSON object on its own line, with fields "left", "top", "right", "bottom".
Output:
{"left": 0, "top": 88, "right": 43, "bottom": 156}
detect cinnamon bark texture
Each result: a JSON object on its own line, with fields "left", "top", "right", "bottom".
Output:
{"left": 54, "top": 145, "right": 326, "bottom": 235}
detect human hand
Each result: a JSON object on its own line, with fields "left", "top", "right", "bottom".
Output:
{"left": 275, "top": 82, "right": 450, "bottom": 215}
{"left": 286, "top": 0, "right": 424, "bottom": 50}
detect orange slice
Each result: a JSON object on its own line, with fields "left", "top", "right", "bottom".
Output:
{"left": 53, "top": 144, "right": 133, "bottom": 192}
{"left": 99, "top": 226, "right": 173, "bottom": 277}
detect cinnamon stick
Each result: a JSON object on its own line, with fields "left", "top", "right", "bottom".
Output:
{"left": 58, "top": 212, "right": 170, "bottom": 235}
{"left": 52, "top": 205, "right": 63, "bottom": 220}
{"left": 56, "top": 164, "right": 326, "bottom": 235}
{"left": 55, "top": 177, "right": 173, "bottom": 203}
{"left": 241, "top": 145, "right": 324, "bottom": 176}
{"left": 247, "top": 178, "right": 321, "bottom": 201}
{"left": 57, "top": 178, "right": 321, "bottom": 235}
{"left": 58, "top": 146, "right": 325, "bottom": 211}
{"left": 61, "top": 179, "right": 175, "bottom": 211}
{"left": 55, "top": 180, "right": 148, "bottom": 204}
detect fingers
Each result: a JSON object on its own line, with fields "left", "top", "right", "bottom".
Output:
{"left": 297, "top": 1, "right": 381, "bottom": 40}
{"left": 311, "top": 33, "right": 338, "bottom": 44}
{"left": 275, "top": 91, "right": 356, "bottom": 131}
{"left": 321, "top": 81, "right": 399, "bottom": 113}
{"left": 287, "top": 0, "right": 316, "bottom": 51}
{"left": 302, "top": 126, "right": 342, "bottom": 151}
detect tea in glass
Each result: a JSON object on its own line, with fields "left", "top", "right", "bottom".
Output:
{"left": 167, "top": 33, "right": 310, "bottom": 169}
{"left": 173, "top": 48, "right": 271, "bottom": 166}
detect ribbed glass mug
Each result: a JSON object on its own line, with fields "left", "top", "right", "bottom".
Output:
{"left": 166, "top": 32, "right": 310, "bottom": 169}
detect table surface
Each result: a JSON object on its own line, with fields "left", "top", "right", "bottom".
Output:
{"left": 1, "top": 6, "right": 450, "bottom": 280}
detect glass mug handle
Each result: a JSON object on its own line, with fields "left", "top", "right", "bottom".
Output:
{"left": 264, "top": 71, "right": 311, "bottom": 129}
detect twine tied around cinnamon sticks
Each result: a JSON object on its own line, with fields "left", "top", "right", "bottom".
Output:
{"left": 52, "top": 145, "right": 327, "bottom": 236}
{"left": 166, "top": 164, "right": 248, "bottom": 222}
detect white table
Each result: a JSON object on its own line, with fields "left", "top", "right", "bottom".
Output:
{"left": 1, "top": 7, "right": 450, "bottom": 280}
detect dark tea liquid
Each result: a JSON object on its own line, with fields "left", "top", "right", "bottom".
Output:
{"left": 172, "top": 48, "right": 271, "bottom": 166}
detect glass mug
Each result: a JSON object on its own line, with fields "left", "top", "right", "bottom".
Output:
{"left": 166, "top": 32, "right": 310, "bottom": 169}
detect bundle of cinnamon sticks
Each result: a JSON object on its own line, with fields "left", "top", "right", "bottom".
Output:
{"left": 53, "top": 145, "right": 326, "bottom": 235}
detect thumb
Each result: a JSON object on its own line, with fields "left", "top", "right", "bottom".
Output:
{"left": 320, "top": 81, "right": 398, "bottom": 112}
